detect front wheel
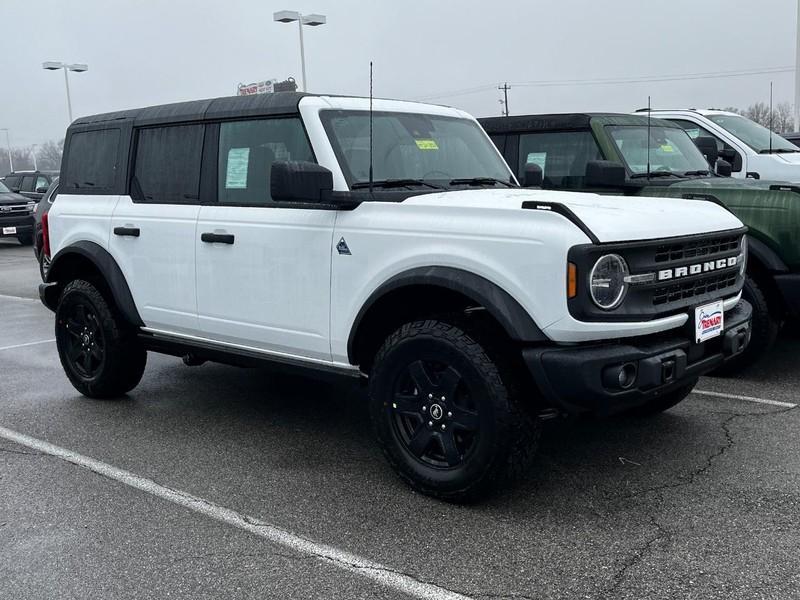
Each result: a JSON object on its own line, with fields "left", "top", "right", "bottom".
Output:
{"left": 55, "top": 279, "right": 147, "bottom": 398}
{"left": 369, "top": 319, "right": 539, "bottom": 502}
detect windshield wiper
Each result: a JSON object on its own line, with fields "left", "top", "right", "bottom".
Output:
{"left": 630, "top": 171, "right": 682, "bottom": 179}
{"left": 759, "top": 148, "right": 800, "bottom": 154}
{"left": 448, "top": 177, "right": 514, "bottom": 188}
{"left": 351, "top": 178, "right": 445, "bottom": 190}
{"left": 683, "top": 169, "right": 710, "bottom": 176}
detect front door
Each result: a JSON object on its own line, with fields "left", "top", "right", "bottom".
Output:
{"left": 195, "top": 117, "right": 336, "bottom": 362}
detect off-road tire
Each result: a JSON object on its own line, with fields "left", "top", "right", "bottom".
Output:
{"left": 55, "top": 279, "right": 146, "bottom": 398}
{"left": 712, "top": 275, "right": 779, "bottom": 376}
{"left": 627, "top": 380, "right": 697, "bottom": 417}
{"left": 369, "top": 319, "right": 540, "bottom": 502}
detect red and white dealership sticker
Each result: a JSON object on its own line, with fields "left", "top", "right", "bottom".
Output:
{"left": 695, "top": 299, "right": 724, "bottom": 344}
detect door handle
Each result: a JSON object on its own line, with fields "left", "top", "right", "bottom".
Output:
{"left": 201, "top": 232, "right": 235, "bottom": 245}
{"left": 113, "top": 226, "right": 140, "bottom": 237}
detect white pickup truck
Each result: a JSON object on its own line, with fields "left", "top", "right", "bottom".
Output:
{"left": 39, "top": 93, "right": 751, "bottom": 501}
{"left": 641, "top": 108, "right": 800, "bottom": 181}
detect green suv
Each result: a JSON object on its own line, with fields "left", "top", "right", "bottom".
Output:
{"left": 481, "top": 113, "right": 799, "bottom": 372}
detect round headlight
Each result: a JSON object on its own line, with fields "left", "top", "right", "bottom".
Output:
{"left": 589, "top": 254, "right": 629, "bottom": 310}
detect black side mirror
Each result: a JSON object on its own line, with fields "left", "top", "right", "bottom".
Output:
{"left": 585, "top": 160, "right": 626, "bottom": 188}
{"left": 521, "top": 163, "right": 543, "bottom": 188}
{"left": 9, "top": 187, "right": 20, "bottom": 193}
{"left": 716, "top": 159, "right": 733, "bottom": 177}
{"left": 35, "top": 186, "right": 48, "bottom": 194}
{"left": 718, "top": 147, "right": 736, "bottom": 162}
{"left": 271, "top": 161, "right": 333, "bottom": 203}
{"left": 693, "top": 137, "right": 719, "bottom": 166}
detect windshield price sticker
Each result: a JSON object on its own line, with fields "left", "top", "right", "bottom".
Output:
{"left": 415, "top": 139, "right": 439, "bottom": 150}
{"left": 695, "top": 299, "right": 724, "bottom": 343}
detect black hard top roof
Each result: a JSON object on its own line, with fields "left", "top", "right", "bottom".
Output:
{"left": 479, "top": 112, "right": 679, "bottom": 134}
{"left": 70, "top": 92, "right": 312, "bottom": 129}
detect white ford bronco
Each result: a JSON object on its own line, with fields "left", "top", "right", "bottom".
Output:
{"left": 40, "top": 93, "right": 752, "bottom": 501}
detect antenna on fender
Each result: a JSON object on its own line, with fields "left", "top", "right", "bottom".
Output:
{"left": 646, "top": 95, "right": 651, "bottom": 180}
{"left": 369, "top": 61, "right": 374, "bottom": 194}
{"left": 769, "top": 81, "right": 774, "bottom": 154}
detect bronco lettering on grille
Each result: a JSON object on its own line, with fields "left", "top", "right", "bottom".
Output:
{"left": 657, "top": 256, "right": 739, "bottom": 282}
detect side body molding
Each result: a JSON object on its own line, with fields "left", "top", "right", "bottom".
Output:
{"left": 45, "top": 241, "right": 144, "bottom": 327}
{"left": 347, "top": 266, "right": 548, "bottom": 362}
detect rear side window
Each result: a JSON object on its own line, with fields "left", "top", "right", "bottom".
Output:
{"left": 217, "top": 118, "right": 314, "bottom": 205}
{"left": 132, "top": 124, "right": 204, "bottom": 203}
{"left": 63, "top": 129, "right": 120, "bottom": 190}
{"left": 518, "top": 130, "right": 603, "bottom": 189}
{"left": 20, "top": 175, "right": 36, "bottom": 192}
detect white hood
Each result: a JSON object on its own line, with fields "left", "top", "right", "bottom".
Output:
{"left": 403, "top": 188, "right": 744, "bottom": 243}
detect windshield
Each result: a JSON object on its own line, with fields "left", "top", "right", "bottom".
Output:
{"left": 320, "top": 110, "right": 514, "bottom": 188}
{"left": 0, "top": 181, "right": 10, "bottom": 193}
{"left": 606, "top": 125, "right": 711, "bottom": 175}
{"left": 707, "top": 114, "right": 799, "bottom": 153}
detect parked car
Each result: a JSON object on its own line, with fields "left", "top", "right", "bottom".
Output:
{"left": 781, "top": 131, "right": 800, "bottom": 146}
{"left": 33, "top": 178, "right": 58, "bottom": 280}
{"left": 1, "top": 170, "right": 59, "bottom": 201}
{"left": 0, "top": 179, "right": 36, "bottom": 245}
{"left": 638, "top": 109, "right": 800, "bottom": 181}
{"left": 480, "top": 112, "right": 798, "bottom": 372}
{"left": 39, "top": 93, "right": 751, "bottom": 501}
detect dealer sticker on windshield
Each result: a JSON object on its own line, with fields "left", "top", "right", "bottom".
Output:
{"left": 695, "top": 299, "right": 724, "bottom": 343}
{"left": 414, "top": 139, "right": 439, "bottom": 150}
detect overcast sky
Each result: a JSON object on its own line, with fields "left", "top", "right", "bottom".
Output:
{"left": 2, "top": 0, "right": 798, "bottom": 147}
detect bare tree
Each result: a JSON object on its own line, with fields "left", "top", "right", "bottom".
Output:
{"left": 723, "top": 106, "right": 744, "bottom": 115}
{"left": 36, "top": 139, "right": 64, "bottom": 171}
{"left": 745, "top": 102, "right": 771, "bottom": 127}
{"left": 773, "top": 102, "right": 794, "bottom": 133}
{"left": 9, "top": 147, "right": 35, "bottom": 171}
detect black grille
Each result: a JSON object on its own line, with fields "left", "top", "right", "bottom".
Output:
{"left": 654, "top": 235, "right": 740, "bottom": 263}
{"left": 652, "top": 271, "right": 739, "bottom": 306}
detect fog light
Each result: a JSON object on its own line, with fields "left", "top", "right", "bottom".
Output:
{"left": 602, "top": 362, "right": 638, "bottom": 390}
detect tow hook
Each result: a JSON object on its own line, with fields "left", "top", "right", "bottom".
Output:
{"left": 182, "top": 353, "right": 206, "bottom": 367}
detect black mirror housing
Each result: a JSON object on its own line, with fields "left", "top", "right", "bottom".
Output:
{"left": 522, "top": 163, "right": 543, "bottom": 188}
{"left": 271, "top": 161, "right": 334, "bottom": 203}
{"left": 36, "top": 186, "right": 49, "bottom": 194}
{"left": 585, "top": 160, "right": 626, "bottom": 188}
{"left": 693, "top": 136, "right": 719, "bottom": 166}
{"left": 716, "top": 158, "right": 733, "bottom": 177}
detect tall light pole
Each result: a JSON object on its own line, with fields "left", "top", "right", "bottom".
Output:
{"left": 30, "top": 145, "right": 38, "bottom": 171}
{"left": 42, "top": 61, "right": 88, "bottom": 123}
{"left": 0, "top": 129, "right": 12, "bottom": 173}
{"left": 273, "top": 11, "right": 327, "bottom": 92}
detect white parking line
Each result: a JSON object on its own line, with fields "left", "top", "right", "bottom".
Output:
{"left": 0, "top": 293, "right": 39, "bottom": 303}
{"left": 692, "top": 389, "right": 797, "bottom": 408}
{"left": 0, "top": 339, "right": 55, "bottom": 352}
{"left": 0, "top": 425, "right": 471, "bottom": 600}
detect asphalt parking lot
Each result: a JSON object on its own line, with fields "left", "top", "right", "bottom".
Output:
{"left": 1, "top": 240, "right": 799, "bottom": 600}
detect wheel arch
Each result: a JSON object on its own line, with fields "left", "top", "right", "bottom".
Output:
{"left": 45, "top": 241, "right": 143, "bottom": 327}
{"left": 347, "top": 266, "right": 547, "bottom": 371}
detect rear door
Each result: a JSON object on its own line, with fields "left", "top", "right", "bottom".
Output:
{"left": 109, "top": 124, "right": 204, "bottom": 335}
{"left": 195, "top": 117, "right": 336, "bottom": 361}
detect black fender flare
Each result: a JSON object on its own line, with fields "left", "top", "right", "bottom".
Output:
{"left": 747, "top": 234, "right": 788, "bottom": 273}
{"left": 347, "top": 266, "right": 547, "bottom": 362}
{"left": 45, "top": 241, "right": 144, "bottom": 327}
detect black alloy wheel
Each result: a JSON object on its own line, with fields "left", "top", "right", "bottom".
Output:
{"left": 391, "top": 359, "right": 479, "bottom": 469}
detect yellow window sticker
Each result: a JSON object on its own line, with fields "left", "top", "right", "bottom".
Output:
{"left": 415, "top": 139, "right": 439, "bottom": 150}
{"left": 660, "top": 144, "right": 674, "bottom": 152}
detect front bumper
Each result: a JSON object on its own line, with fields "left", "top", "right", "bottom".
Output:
{"left": 774, "top": 272, "right": 800, "bottom": 316}
{"left": 0, "top": 215, "right": 33, "bottom": 237}
{"left": 523, "top": 299, "right": 752, "bottom": 416}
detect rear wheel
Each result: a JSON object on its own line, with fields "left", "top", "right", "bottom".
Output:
{"left": 55, "top": 279, "right": 146, "bottom": 398}
{"left": 369, "top": 319, "right": 539, "bottom": 502}
{"left": 711, "top": 275, "right": 779, "bottom": 376}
